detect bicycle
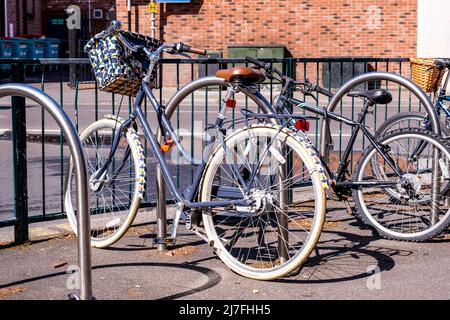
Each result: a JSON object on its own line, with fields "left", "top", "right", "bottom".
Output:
{"left": 235, "top": 56, "right": 450, "bottom": 241}
{"left": 376, "top": 58, "right": 450, "bottom": 137}
{"left": 64, "top": 21, "right": 328, "bottom": 280}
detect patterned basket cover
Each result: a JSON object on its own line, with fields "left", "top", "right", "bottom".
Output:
{"left": 84, "top": 30, "right": 161, "bottom": 96}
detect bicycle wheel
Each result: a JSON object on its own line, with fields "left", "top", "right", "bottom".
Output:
{"left": 375, "top": 111, "right": 449, "bottom": 138}
{"left": 199, "top": 124, "right": 327, "bottom": 280}
{"left": 64, "top": 116, "right": 146, "bottom": 248}
{"left": 353, "top": 128, "right": 450, "bottom": 241}
{"left": 373, "top": 112, "right": 450, "bottom": 198}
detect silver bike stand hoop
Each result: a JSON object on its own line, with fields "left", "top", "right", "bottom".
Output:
{"left": 0, "top": 83, "right": 93, "bottom": 300}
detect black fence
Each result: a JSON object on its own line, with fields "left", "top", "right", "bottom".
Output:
{"left": 1, "top": 57, "right": 422, "bottom": 243}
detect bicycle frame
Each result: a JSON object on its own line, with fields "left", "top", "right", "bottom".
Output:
{"left": 433, "top": 68, "right": 450, "bottom": 118}
{"left": 279, "top": 95, "right": 400, "bottom": 190}
{"left": 222, "top": 77, "right": 401, "bottom": 191}
{"left": 93, "top": 82, "right": 256, "bottom": 210}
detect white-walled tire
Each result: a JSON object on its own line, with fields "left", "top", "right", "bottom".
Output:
{"left": 64, "top": 117, "right": 146, "bottom": 248}
{"left": 199, "top": 125, "right": 327, "bottom": 280}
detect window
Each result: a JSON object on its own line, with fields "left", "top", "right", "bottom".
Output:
{"left": 93, "top": 9, "right": 103, "bottom": 19}
{"left": 50, "top": 18, "right": 65, "bottom": 25}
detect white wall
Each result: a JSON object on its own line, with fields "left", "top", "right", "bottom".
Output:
{"left": 418, "top": 0, "right": 450, "bottom": 57}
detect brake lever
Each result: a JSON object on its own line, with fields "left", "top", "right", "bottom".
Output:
{"left": 303, "top": 79, "right": 313, "bottom": 91}
{"left": 304, "top": 92, "right": 318, "bottom": 102}
{"left": 179, "top": 52, "right": 191, "bottom": 59}
{"left": 295, "top": 84, "right": 317, "bottom": 102}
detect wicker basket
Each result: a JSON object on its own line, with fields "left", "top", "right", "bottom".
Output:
{"left": 410, "top": 57, "right": 444, "bottom": 93}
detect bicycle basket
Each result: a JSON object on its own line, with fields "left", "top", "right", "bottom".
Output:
{"left": 84, "top": 30, "right": 161, "bottom": 96}
{"left": 410, "top": 57, "right": 444, "bottom": 93}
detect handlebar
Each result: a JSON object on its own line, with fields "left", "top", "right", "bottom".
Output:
{"left": 246, "top": 56, "right": 334, "bottom": 98}
{"left": 245, "top": 56, "right": 268, "bottom": 69}
{"left": 434, "top": 58, "right": 450, "bottom": 70}
{"left": 245, "top": 56, "right": 284, "bottom": 78}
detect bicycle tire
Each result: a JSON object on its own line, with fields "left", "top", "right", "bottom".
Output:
{"left": 64, "top": 116, "right": 146, "bottom": 248}
{"left": 199, "top": 124, "right": 327, "bottom": 280}
{"left": 353, "top": 128, "right": 450, "bottom": 241}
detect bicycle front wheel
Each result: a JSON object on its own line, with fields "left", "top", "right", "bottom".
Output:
{"left": 353, "top": 128, "right": 450, "bottom": 241}
{"left": 199, "top": 125, "right": 327, "bottom": 280}
{"left": 64, "top": 117, "right": 146, "bottom": 248}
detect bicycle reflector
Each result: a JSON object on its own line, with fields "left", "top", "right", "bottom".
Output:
{"left": 160, "top": 139, "right": 174, "bottom": 152}
{"left": 226, "top": 99, "right": 236, "bottom": 108}
{"left": 295, "top": 119, "right": 310, "bottom": 131}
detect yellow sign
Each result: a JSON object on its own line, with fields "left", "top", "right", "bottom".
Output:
{"left": 149, "top": 3, "right": 157, "bottom": 13}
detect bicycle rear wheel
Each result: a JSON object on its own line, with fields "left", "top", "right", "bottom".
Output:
{"left": 353, "top": 128, "right": 450, "bottom": 241}
{"left": 199, "top": 125, "right": 327, "bottom": 280}
{"left": 374, "top": 112, "right": 450, "bottom": 196}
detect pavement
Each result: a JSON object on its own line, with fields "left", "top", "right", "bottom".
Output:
{"left": 1, "top": 201, "right": 450, "bottom": 300}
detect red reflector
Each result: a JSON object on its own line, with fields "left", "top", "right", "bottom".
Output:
{"left": 226, "top": 99, "right": 236, "bottom": 108}
{"left": 295, "top": 119, "right": 309, "bottom": 131}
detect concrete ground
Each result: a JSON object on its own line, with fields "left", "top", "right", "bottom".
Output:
{"left": 1, "top": 201, "right": 449, "bottom": 300}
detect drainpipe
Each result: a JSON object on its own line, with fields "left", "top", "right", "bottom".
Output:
{"left": 88, "top": 0, "right": 92, "bottom": 35}
{"left": 4, "top": 0, "right": 7, "bottom": 36}
{"left": 15, "top": 0, "right": 20, "bottom": 35}
{"left": 127, "top": 0, "right": 131, "bottom": 31}
{"left": 150, "top": 0, "right": 156, "bottom": 38}
{"left": 22, "top": 0, "right": 27, "bottom": 35}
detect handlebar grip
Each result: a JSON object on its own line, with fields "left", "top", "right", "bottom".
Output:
{"left": 314, "top": 85, "right": 334, "bottom": 98}
{"left": 189, "top": 47, "right": 207, "bottom": 55}
{"left": 175, "top": 42, "right": 206, "bottom": 55}
{"left": 245, "top": 56, "right": 267, "bottom": 69}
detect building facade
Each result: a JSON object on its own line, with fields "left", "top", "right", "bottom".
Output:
{"left": 1, "top": 0, "right": 115, "bottom": 39}
{"left": 116, "top": 0, "right": 418, "bottom": 58}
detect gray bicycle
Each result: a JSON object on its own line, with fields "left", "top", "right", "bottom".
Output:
{"left": 64, "top": 22, "right": 327, "bottom": 280}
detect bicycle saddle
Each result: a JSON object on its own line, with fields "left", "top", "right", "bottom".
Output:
{"left": 347, "top": 89, "right": 392, "bottom": 105}
{"left": 216, "top": 67, "right": 266, "bottom": 84}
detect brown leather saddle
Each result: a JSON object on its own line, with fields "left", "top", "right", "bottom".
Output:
{"left": 216, "top": 66, "right": 266, "bottom": 84}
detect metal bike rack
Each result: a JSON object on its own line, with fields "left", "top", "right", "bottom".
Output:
{"left": 320, "top": 71, "right": 441, "bottom": 223}
{"left": 320, "top": 71, "right": 441, "bottom": 155}
{"left": 0, "top": 83, "right": 93, "bottom": 300}
{"left": 155, "top": 77, "right": 278, "bottom": 252}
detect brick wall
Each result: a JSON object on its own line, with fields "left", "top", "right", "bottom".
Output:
{"left": 116, "top": 0, "right": 417, "bottom": 58}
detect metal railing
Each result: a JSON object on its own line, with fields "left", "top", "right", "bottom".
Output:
{"left": 1, "top": 57, "right": 422, "bottom": 243}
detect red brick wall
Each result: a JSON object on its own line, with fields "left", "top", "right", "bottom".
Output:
{"left": 116, "top": 0, "right": 417, "bottom": 58}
